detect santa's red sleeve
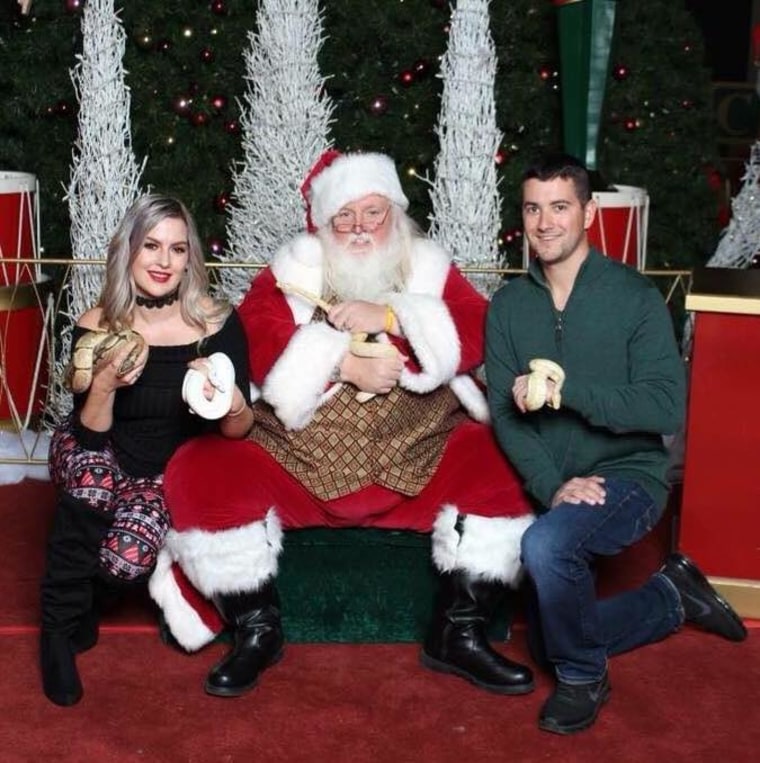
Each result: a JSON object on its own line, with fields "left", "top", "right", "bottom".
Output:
{"left": 440, "top": 265, "right": 489, "bottom": 372}
{"left": 238, "top": 267, "right": 299, "bottom": 387}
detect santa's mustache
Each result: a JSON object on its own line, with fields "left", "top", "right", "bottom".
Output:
{"left": 346, "top": 232, "right": 373, "bottom": 246}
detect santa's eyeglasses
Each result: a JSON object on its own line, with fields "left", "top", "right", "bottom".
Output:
{"left": 331, "top": 205, "right": 391, "bottom": 233}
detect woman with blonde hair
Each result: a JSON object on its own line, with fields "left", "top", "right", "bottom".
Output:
{"left": 40, "top": 194, "right": 253, "bottom": 707}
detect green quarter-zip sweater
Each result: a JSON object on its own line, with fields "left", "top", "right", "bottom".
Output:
{"left": 485, "top": 248, "right": 686, "bottom": 510}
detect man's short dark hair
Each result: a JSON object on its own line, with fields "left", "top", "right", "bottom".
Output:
{"left": 521, "top": 153, "right": 591, "bottom": 204}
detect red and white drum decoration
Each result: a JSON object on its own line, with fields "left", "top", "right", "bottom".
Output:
{"left": 0, "top": 277, "right": 53, "bottom": 429}
{"left": 0, "top": 171, "right": 40, "bottom": 286}
{"left": 522, "top": 184, "right": 649, "bottom": 271}
{"left": 0, "top": 171, "right": 50, "bottom": 430}
{"left": 588, "top": 185, "right": 649, "bottom": 271}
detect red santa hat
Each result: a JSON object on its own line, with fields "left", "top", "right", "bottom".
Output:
{"left": 301, "top": 150, "right": 410, "bottom": 232}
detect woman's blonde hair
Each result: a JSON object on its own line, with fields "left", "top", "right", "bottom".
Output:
{"left": 99, "top": 194, "right": 229, "bottom": 331}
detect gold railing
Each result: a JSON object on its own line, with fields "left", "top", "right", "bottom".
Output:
{"left": 0, "top": 257, "right": 693, "bottom": 468}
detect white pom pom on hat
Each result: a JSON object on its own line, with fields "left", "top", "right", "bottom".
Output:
{"left": 307, "top": 152, "right": 410, "bottom": 230}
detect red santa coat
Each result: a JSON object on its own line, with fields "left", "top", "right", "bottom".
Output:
{"left": 239, "top": 232, "right": 492, "bottom": 427}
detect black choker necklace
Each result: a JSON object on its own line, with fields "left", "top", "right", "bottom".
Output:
{"left": 135, "top": 288, "right": 179, "bottom": 309}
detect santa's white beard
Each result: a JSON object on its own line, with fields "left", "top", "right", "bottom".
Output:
{"left": 321, "top": 231, "right": 406, "bottom": 302}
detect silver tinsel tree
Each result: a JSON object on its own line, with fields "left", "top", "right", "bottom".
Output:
{"left": 427, "top": 0, "right": 503, "bottom": 297}
{"left": 707, "top": 140, "right": 760, "bottom": 269}
{"left": 218, "top": 0, "right": 334, "bottom": 304}
{"left": 49, "top": 0, "right": 145, "bottom": 424}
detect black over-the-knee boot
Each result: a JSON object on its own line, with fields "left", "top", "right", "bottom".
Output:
{"left": 420, "top": 570, "right": 534, "bottom": 694}
{"left": 39, "top": 493, "right": 112, "bottom": 706}
{"left": 205, "top": 580, "right": 285, "bottom": 697}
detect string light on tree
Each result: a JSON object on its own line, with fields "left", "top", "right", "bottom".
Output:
{"left": 413, "top": 58, "right": 432, "bottom": 78}
{"left": 369, "top": 95, "right": 389, "bottom": 116}
{"left": 207, "top": 238, "right": 225, "bottom": 256}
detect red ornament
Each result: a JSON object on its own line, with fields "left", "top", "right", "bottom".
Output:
{"left": 494, "top": 150, "right": 506, "bottom": 166}
{"left": 213, "top": 192, "right": 231, "bottom": 214}
{"left": 398, "top": 70, "right": 415, "bottom": 88}
{"left": 623, "top": 118, "right": 637, "bottom": 132}
{"left": 369, "top": 95, "right": 389, "bottom": 117}
{"left": 681, "top": 99, "right": 693, "bottom": 110}
{"left": 191, "top": 111, "right": 210, "bottom": 127}
{"left": 704, "top": 166, "right": 723, "bottom": 192}
{"left": 64, "top": 0, "right": 83, "bottom": 14}
{"left": 155, "top": 38, "right": 173, "bottom": 53}
{"left": 210, "top": 94, "right": 227, "bottom": 112}
{"left": 538, "top": 66, "right": 552, "bottom": 81}
{"left": 199, "top": 47, "right": 215, "bottom": 64}
{"left": 210, "top": 0, "right": 228, "bottom": 16}
{"left": 223, "top": 119, "right": 241, "bottom": 135}
{"left": 612, "top": 64, "right": 629, "bottom": 81}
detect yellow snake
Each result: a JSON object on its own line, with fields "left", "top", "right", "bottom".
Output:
{"left": 65, "top": 329, "right": 146, "bottom": 394}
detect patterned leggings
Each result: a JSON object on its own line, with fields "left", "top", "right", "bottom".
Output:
{"left": 49, "top": 427, "right": 171, "bottom": 583}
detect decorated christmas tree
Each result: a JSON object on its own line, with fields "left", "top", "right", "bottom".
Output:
{"left": 0, "top": 0, "right": 721, "bottom": 270}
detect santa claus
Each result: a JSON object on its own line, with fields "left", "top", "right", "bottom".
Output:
{"left": 149, "top": 150, "right": 536, "bottom": 697}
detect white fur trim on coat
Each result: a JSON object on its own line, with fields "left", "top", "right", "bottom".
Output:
{"left": 448, "top": 375, "right": 489, "bottom": 423}
{"left": 431, "top": 505, "right": 535, "bottom": 587}
{"left": 262, "top": 322, "right": 352, "bottom": 431}
{"left": 164, "top": 509, "right": 283, "bottom": 598}
{"left": 148, "top": 549, "right": 218, "bottom": 652}
{"left": 271, "top": 233, "right": 325, "bottom": 324}
{"left": 392, "top": 291, "right": 460, "bottom": 393}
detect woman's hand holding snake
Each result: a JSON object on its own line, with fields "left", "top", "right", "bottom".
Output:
{"left": 88, "top": 336, "right": 148, "bottom": 394}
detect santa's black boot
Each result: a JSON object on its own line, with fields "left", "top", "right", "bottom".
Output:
{"left": 420, "top": 570, "right": 534, "bottom": 695}
{"left": 39, "top": 494, "right": 112, "bottom": 706}
{"left": 205, "top": 581, "right": 285, "bottom": 697}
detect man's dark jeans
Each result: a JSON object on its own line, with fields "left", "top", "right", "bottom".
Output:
{"left": 521, "top": 478, "right": 683, "bottom": 683}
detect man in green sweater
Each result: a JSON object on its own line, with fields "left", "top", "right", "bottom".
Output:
{"left": 485, "top": 153, "right": 747, "bottom": 735}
